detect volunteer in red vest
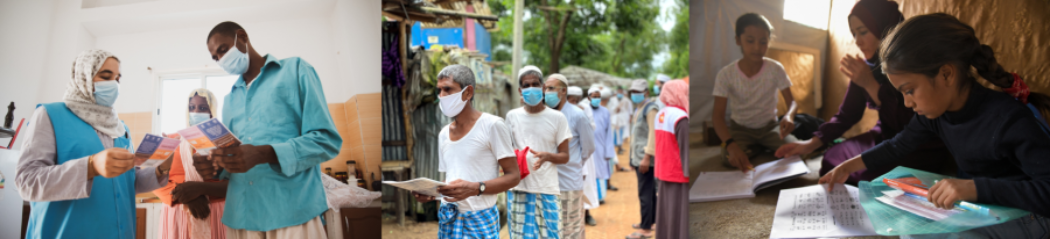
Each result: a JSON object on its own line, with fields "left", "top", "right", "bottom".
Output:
{"left": 653, "top": 80, "right": 689, "bottom": 239}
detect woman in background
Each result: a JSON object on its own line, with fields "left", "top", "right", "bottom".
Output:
{"left": 153, "top": 89, "right": 229, "bottom": 239}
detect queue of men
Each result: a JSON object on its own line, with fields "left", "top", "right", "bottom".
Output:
{"left": 419, "top": 64, "right": 678, "bottom": 239}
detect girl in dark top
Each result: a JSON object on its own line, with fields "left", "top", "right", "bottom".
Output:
{"left": 821, "top": 13, "right": 1050, "bottom": 237}
{"left": 776, "top": 0, "right": 954, "bottom": 184}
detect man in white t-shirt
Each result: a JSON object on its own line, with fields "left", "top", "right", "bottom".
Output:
{"left": 504, "top": 66, "right": 572, "bottom": 239}
{"left": 413, "top": 65, "right": 521, "bottom": 239}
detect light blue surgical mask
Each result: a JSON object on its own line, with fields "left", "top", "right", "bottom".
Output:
{"left": 93, "top": 80, "right": 119, "bottom": 107}
{"left": 188, "top": 112, "right": 211, "bottom": 126}
{"left": 617, "top": 93, "right": 624, "bottom": 99}
{"left": 653, "top": 85, "right": 660, "bottom": 95}
{"left": 218, "top": 34, "right": 250, "bottom": 75}
{"left": 631, "top": 93, "right": 644, "bottom": 104}
{"left": 590, "top": 98, "right": 601, "bottom": 108}
{"left": 521, "top": 87, "right": 544, "bottom": 106}
{"left": 544, "top": 92, "right": 561, "bottom": 108}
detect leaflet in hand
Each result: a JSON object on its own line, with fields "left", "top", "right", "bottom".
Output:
{"left": 134, "top": 133, "right": 180, "bottom": 168}
{"left": 382, "top": 178, "right": 447, "bottom": 197}
{"left": 689, "top": 156, "right": 810, "bottom": 202}
{"left": 176, "top": 118, "right": 240, "bottom": 154}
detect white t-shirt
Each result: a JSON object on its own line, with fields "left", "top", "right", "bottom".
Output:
{"left": 438, "top": 113, "right": 516, "bottom": 212}
{"left": 712, "top": 57, "right": 792, "bottom": 129}
{"left": 505, "top": 107, "right": 573, "bottom": 195}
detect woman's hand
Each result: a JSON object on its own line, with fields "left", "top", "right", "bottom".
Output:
{"left": 726, "top": 143, "right": 753, "bottom": 172}
{"left": 172, "top": 181, "right": 209, "bottom": 204}
{"left": 775, "top": 139, "right": 823, "bottom": 158}
{"left": 928, "top": 179, "right": 977, "bottom": 209}
{"left": 840, "top": 54, "right": 877, "bottom": 88}
{"left": 89, "top": 148, "right": 136, "bottom": 178}
{"left": 183, "top": 196, "right": 211, "bottom": 220}
{"left": 818, "top": 156, "right": 867, "bottom": 191}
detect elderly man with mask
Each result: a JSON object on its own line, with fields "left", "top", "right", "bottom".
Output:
{"left": 588, "top": 87, "right": 616, "bottom": 205}
{"left": 567, "top": 86, "right": 601, "bottom": 226}
{"left": 504, "top": 66, "right": 571, "bottom": 238}
{"left": 413, "top": 64, "right": 521, "bottom": 239}
{"left": 17, "top": 49, "right": 173, "bottom": 239}
{"left": 598, "top": 88, "right": 621, "bottom": 192}
{"left": 625, "top": 79, "right": 662, "bottom": 239}
{"left": 544, "top": 74, "right": 595, "bottom": 238}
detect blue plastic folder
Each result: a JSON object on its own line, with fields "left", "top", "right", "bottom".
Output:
{"left": 858, "top": 166, "right": 1030, "bottom": 235}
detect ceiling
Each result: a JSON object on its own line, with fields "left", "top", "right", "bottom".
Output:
{"left": 78, "top": 0, "right": 337, "bottom": 37}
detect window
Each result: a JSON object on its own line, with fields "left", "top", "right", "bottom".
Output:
{"left": 783, "top": 0, "right": 831, "bottom": 30}
{"left": 157, "top": 75, "right": 239, "bottom": 134}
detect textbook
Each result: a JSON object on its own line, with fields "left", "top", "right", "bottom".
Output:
{"left": 134, "top": 133, "right": 180, "bottom": 168}
{"left": 382, "top": 178, "right": 447, "bottom": 197}
{"left": 176, "top": 118, "right": 240, "bottom": 154}
{"left": 689, "top": 156, "right": 810, "bottom": 202}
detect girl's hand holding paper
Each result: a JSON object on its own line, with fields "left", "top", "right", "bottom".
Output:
{"left": 928, "top": 178, "right": 977, "bottom": 210}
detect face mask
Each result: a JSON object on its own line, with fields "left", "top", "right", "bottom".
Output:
{"left": 617, "top": 93, "right": 624, "bottom": 99}
{"left": 544, "top": 92, "right": 561, "bottom": 108}
{"left": 521, "top": 87, "right": 544, "bottom": 106}
{"left": 439, "top": 86, "right": 470, "bottom": 117}
{"left": 631, "top": 93, "right": 644, "bottom": 104}
{"left": 218, "top": 34, "right": 250, "bottom": 75}
{"left": 653, "top": 85, "right": 661, "bottom": 95}
{"left": 188, "top": 112, "right": 211, "bottom": 126}
{"left": 93, "top": 80, "right": 120, "bottom": 107}
{"left": 590, "top": 98, "right": 601, "bottom": 108}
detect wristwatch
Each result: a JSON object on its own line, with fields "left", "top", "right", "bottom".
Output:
{"left": 477, "top": 182, "right": 486, "bottom": 196}
{"left": 721, "top": 138, "right": 735, "bottom": 149}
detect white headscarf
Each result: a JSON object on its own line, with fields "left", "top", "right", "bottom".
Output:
{"left": 64, "top": 49, "right": 126, "bottom": 138}
{"left": 185, "top": 88, "right": 217, "bottom": 126}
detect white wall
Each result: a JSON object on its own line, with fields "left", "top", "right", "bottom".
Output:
{"left": 0, "top": 0, "right": 380, "bottom": 149}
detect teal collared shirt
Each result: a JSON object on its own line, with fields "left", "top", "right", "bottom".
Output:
{"left": 220, "top": 54, "right": 342, "bottom": 231}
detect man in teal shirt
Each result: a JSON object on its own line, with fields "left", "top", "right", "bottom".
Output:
{"left": 199, "top": 21, "right": 341, "bottom": 237}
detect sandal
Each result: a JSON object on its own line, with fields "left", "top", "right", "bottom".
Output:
{"left": 625, "top": 232, "right": 653, "bottom": 239}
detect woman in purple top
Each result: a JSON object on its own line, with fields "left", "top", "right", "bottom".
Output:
{"left": 775, "top": 0, "right": 953, "bottom": 184}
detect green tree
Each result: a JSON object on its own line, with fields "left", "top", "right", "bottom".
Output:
{"left": 661, "top": 0, "right": 689, "bottom": 79}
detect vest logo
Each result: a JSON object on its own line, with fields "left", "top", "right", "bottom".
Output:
{"left": 658, "top": 112, "right": 665, "bottom": 123}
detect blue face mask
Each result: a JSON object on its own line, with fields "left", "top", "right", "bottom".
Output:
{"left": 544, "top": 92, "right": 561, "bottom": 108}
{"left": 617, "top": 93, "right": 624, "bottom": 99}
{"left": 521, "top": 87, "right": 544, "bottom": 106}
{"left": 188, "top": 112, "right": 211, "bottom": 126}
{"left": 93, "top": 80, "right": 120, "bottom": 107}
{"left": 218, "top": 34, "right": 250, "bottom": 75}
{"left": 631, "top": 93, "right": 644, "bottom": 104}
{"left": 590, "top": 98, "right": 601, "bottom": 108}
{"left": 653, "top": 85, "right": 660, "bottom": 95}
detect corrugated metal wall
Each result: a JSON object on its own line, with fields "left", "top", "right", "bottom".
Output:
{"left": 381, "top": 85, "right": 407, "bottom": 162}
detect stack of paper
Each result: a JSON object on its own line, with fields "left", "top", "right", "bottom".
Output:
{"left": 382, "top": 178, "right": 447, "bottom": 197}
{"left": 769, "top": 184, "right": 878, "bottom": 238}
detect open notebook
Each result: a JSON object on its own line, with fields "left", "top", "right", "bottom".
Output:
{"left": 689, "top": 156, "right": 810, "bottom": 202}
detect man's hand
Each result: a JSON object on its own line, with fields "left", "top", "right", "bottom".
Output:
{"left": 193, "top": 153, "right": 220, "bottom": 178}
{"left": 413, "top": 192, "right": 436, "bottom": 203}
{"left": 530, "top": 148, "right": 554, "bottom": 170}
{"left": 89, "top": 148, "right": 137, "bottom": 178}
{"left": 210, "top": 143, "right": 276, "bottom": 173}
{"left": 437, "top": 179, "right": 480, "bottom": 202}
{"left": 639, "top": 154, "right": 653, "bottom": 174}
{"left": 183, "top": 196, "right": 211, "bottom": 220}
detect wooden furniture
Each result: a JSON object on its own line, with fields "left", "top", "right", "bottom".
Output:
{"left": 339, "top": 207, "right": 382, "bottom": 239}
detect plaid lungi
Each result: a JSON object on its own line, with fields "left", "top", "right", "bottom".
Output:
{"left": 507, "top": 191, "right": 560, "bottom": 239}
{"left": 438, "top": 202, "right": 500, "bottom": 239}
{"left": 559, "top": 190, "right": 585, "bottom": 238}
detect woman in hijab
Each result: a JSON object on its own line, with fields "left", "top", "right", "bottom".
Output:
{"left": 152, "top": 89, "right": 229, "bottom": 239}
{"left": 16, "top": 49, "right": 173, "bottom": 239}
{"left": 653, "top": 80, "right": 689, "bottom": 239}
{"left": 775, "top": 0, "right": 954, "bottom": 183}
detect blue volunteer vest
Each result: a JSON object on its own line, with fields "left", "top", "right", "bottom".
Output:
{"left": 26, "top": 102, "right": 136, "bottom": 239}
